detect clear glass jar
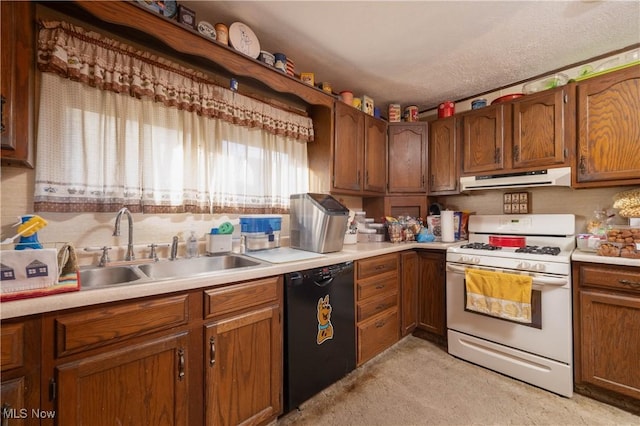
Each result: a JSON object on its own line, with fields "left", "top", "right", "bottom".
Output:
{"left": 587, "top": 210, "right": 606, "bottom": 235}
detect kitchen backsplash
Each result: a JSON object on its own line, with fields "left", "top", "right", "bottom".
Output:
{"left": 2, "top": 165, "right": 633, "bottom": 266}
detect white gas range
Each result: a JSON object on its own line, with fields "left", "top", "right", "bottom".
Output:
{"left": 446, "top": 214, "right": 575, "bottom": 397}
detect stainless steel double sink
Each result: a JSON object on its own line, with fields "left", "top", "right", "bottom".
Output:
{"left": 79, "top": 254, "right": 264, "bottom": 290}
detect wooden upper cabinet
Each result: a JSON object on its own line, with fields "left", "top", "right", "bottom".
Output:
{"left": 364, "top": 115, "right": 387, "bottom": 193}
{"left": 511, "top": 86, "right": 569, "bottom": 169}
{"left": 428, "top": 116, "right": 458, "bottom": 194}
{"left": 333, "top": 102, "right": 365, "bottom": 192}
{"left": 575, "top": 65, "right": 640, "bottom": 187}
{"left": 388, "top": 122, "right": 428, "bottom": 193}
{"left": 332, "top": 101, "right": 386, "bottom": 195}
{"left": 460, "top": 104, "right": 507, "bottom": 175}
{"left": 1, "top": 1, "right": 35, "bottom": 167}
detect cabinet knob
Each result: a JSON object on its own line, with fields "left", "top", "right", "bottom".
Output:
{"left": 579, "top": 155, "right": 587, "bottom": 174}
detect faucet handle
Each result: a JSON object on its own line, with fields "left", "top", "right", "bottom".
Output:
{"left": 84, "top": 246, "right": 112, "bottom": 267}
{"left": 148, "top": 243, "right": 170, "bottom": 262}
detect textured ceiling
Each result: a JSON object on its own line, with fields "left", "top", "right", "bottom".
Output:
{"left": 187, "top": 1, "right": 640, "bottom": 111}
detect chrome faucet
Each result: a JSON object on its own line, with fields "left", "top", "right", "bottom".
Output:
{"left": 113, "top": 207, "right": 135, "bottom": 261}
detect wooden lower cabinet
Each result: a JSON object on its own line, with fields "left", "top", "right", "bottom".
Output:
{"left": 356, "top": 253, "right": 400, "bottom": 366}
{"left": 56, "top": 332, "right": 190, "bottom": 426}
{"left": 400, "top": 251, "right": 419, "bottom": 336}
{"left": 36, "top": 277, "right": 283, "bottom": 426}
{"left": 573, "top": 261, "right": 640, "bottom": 415}
{"left": 415, "top": 250, "right": 447, "bottom": 344}
{"left": 203, "top": 277, "right": 282, "bottom": 426}
{"left": 0, "top": 317, "right": 41, "bottom": 426}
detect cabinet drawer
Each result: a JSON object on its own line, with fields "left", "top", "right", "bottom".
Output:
{"left": 578, "top": 264, "right": 640, "bottom": 294}
{"left": 204, "top": 276, "right": 280, "bottom": 319}
{"left": 357, "top": 254, "right": 399, "bottom": 280}
{"left": 1, "top": 322, "right": 24, "bottom": 371}
{"left": 357, "top": 272, "right": 398, "bottom": 302}
{"left": 357, "top": 307, "right": 399, "bottom": 365}
{"left": 55, "top": 294, "right": 189, "bottom": 357}
{"left": 357, "top": 292, "right": 398, "bottom": 322}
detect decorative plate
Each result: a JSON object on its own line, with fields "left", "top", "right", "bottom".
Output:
{"left": 197, "top": 21, "right": 217, "bottom": 41}
{"left": 161, "top": 0, "right": 177, "bottom": 18}
{"left": 228, "top": 22, "right": 261, "bottom": 59}
{"left": 135, "top": 0, "right": 177, "bottom": 19}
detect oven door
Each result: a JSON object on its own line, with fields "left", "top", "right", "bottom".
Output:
{"left": 446, "top": 262, "right": 572, "bottom": 364}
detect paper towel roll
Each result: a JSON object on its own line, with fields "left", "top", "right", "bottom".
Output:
{"left": 441, "top": 210, "right": 455, "bottom": 242}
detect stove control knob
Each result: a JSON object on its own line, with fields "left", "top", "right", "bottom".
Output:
{"left": 472, "top": 257, "right": 481, "bottom": 264}
{"left": 518, "top": 262, "right": 531, "bottom": 269}
{"left": 534, "top": 263, "right": 546, "bottom": 272}
{"left": 460, "top": 256, "right": 472, "bottom": 263}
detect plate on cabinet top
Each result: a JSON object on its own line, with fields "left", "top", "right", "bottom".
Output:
{"left": 228, "top": 22, "right": 261, "bottom": 58}
{"left": 197, "top": 21, "right": 217, "bottom": 40}
{"left": 135, "top": 0, "right": 177, "bottom": 19}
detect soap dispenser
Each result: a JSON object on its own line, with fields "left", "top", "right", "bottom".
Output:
{"left": 186, "top": 230, "right": 199, "bottom": 258}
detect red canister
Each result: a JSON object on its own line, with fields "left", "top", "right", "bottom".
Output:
{"left": 438, "top": 101, "right": 455, "bottom": 118}
{"left": 404, "top": 105, "right": 419, "bottom": 122}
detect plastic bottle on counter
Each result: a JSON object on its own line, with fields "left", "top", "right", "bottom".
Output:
{"left": 186, "top": 230, "right": 199, "bottom": 258}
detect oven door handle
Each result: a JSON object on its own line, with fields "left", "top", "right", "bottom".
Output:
{"left": 446, "top": 264, "right": 568, "bottom": 287}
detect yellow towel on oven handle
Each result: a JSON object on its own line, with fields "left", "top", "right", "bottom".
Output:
{"left": 465, "top": 268, "right": 532, "bottom": 323}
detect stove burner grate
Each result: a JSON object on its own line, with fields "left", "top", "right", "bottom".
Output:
{"left": 460, "top": 242, "right": 502, "bottom": 251}
{"left": 515, "top": 245, "right": 562, "bottom": 256}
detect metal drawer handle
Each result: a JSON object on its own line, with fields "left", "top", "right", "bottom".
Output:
{"left": 178, "top": 348, "right": 185, "bottom": 380}
{"left": 375, "top": 284, "right": 385, "bottom": 289}
{"left": 209, "top": 337, "right": 216, "bottom": 366}
{"left": 375, "top": 319, "right": 386, "bottom": 328}
{"left": 618, "top": 279, "right": 640, "bottom": 288}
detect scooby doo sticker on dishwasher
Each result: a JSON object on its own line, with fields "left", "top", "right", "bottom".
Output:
{"left": 316, "top": 295, "right": 334, "bottom": 344}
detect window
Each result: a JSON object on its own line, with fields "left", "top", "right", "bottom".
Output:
{"left": 34, "top": 20, "right": 313, "bottom": 214}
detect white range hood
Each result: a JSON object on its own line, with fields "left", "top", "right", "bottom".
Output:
{"left": 460, "top": 167, "right": 572, "bottom": 191}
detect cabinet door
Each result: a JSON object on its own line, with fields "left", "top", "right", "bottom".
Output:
{"left": 460, "top": 105, "right": 506, "bottom": 175}
{"left": 388, "top": 122, "right": 428, "bottom": 193}
{"left": 416, "top": 251, "right": 446, "bottom": 337}
{"left": 363, "top": 115, "right": 387, "bottom": 193}
{"left": 576, "top": 65, "right": 640, "bottom": 186}
{"left": 512, "top": 87, "right": 567, "bottom": 169}
{"left": 56, "top": 332, "right": 190, "bottom": 426}
{"left": 428, "top": 117, "right": 458, "bottom": 194}
{"left": 1, "top": 319, "right": 40, "bottom": 426}
{"left": 205, "top": 306, "right": 282, "bottom": 426}
{"left": 333, "top": 101, "right": 364, "bottom": 192}
{"left": 579, "top": 290, "right": 640, "bottom": 399}
{"left": 400, "top": 251, "right": 419, "bottom": 336}
{"left": 0, "top": 1, "right": 34, "bottom": 167}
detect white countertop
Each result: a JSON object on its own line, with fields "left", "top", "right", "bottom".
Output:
{"left": 0, "top": 241, "right": 461, "bottom": 320}
{"left": 571, "top": 249, "right": 640, "bottom": 268}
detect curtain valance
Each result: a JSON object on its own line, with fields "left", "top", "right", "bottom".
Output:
{"left": 37, "top": 20, "right": 314, "bottom": 143}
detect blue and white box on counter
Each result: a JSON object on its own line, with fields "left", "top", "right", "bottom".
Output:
{"left": 240, "top": 215, "right": 282, "bottom": 251}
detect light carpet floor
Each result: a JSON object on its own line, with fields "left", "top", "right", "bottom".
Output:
{"left": 277, "top": 335, "right": 639, "bottom": 425}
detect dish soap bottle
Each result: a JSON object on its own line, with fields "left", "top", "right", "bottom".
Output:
{"left": 186, "top": 230, "right": 199, "bottom": 258}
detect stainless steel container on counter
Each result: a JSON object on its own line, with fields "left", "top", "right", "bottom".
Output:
{"left": 289, "top": 193, "right": 350, "bottom": 253}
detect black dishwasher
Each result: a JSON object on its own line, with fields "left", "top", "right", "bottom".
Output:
{"left": 283, "top": 261, "right": 355, "bottom": 413}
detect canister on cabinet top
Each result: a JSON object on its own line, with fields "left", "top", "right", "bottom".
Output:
{"left": 471, "top": 98, "right": 487, "bottom": 109}
{"left": 438, "top": 101, "right": 455, "bottom": 118}
{"left": 404, "top": 105, "right": 419, "bottom": 122}
{"left": 388, "top": 103, "right": 401, "bottom": 122}
{"left": 214, "top": 23, "right": 228, "bottom": 45}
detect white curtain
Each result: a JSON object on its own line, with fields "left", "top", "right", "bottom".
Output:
{"left": 35, "top": 74, "right": 309, "bottom": 213}
{"left": 34, "top": 20, "right": 311, "bottom": 214}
